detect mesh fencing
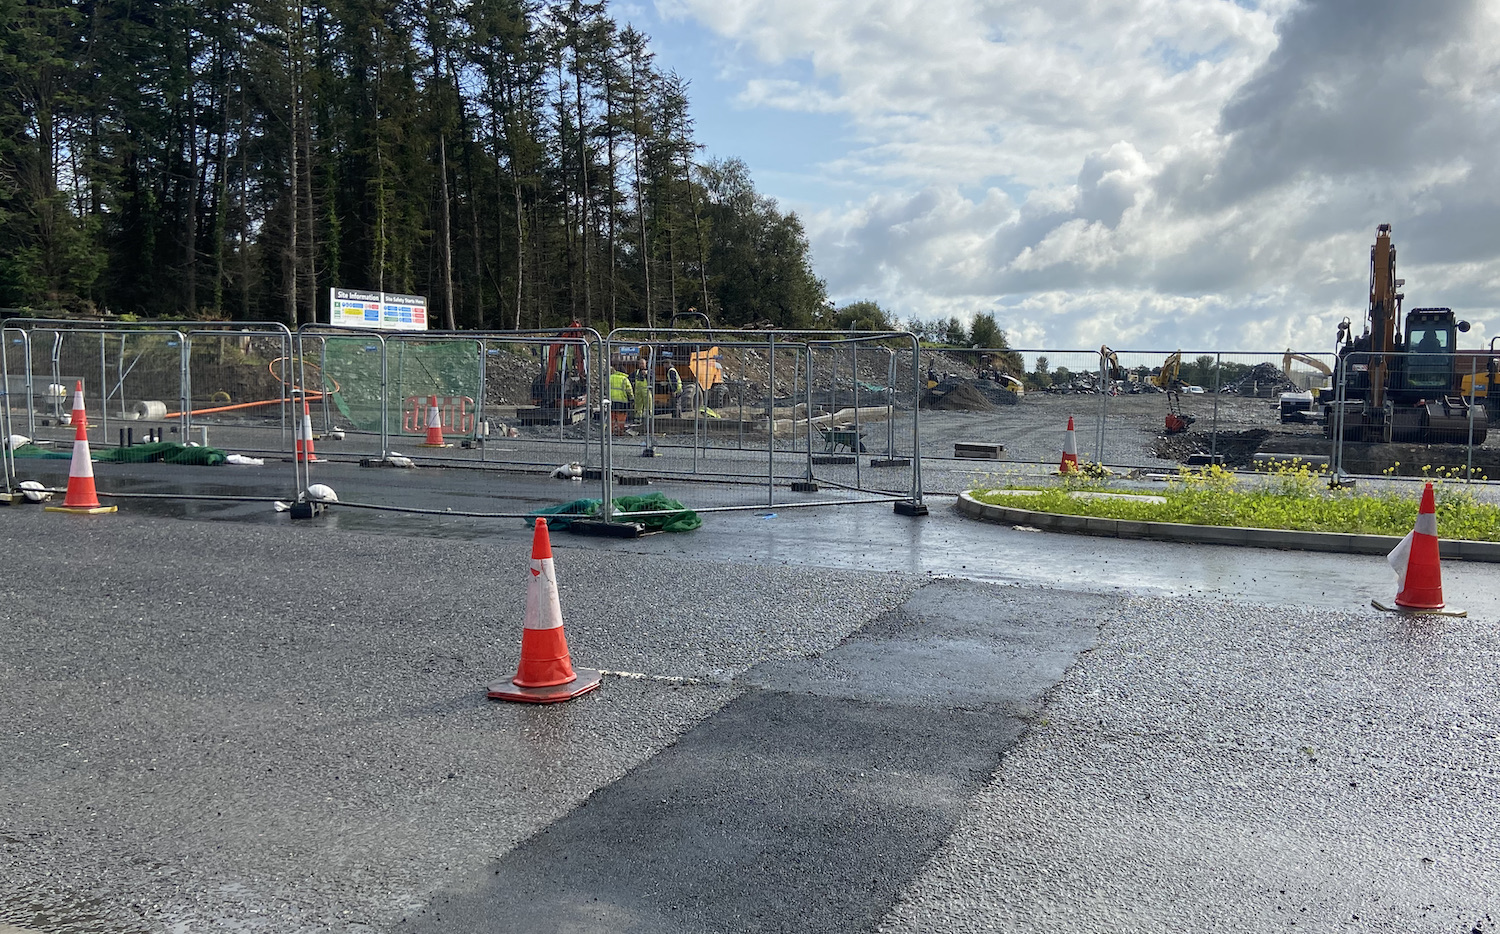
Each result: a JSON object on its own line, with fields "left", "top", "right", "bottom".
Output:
{"left": 596, "top": 329, "right": 922, "bottom": 515}
{"left": 8, "top": 318, "right": 1500, "bottom": 516}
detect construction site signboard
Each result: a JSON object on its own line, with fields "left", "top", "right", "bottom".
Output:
{"left": 329, "top": 288, "right": 429, "bottom": 331}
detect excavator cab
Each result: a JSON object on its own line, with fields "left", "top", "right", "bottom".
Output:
{"left": 523, "top": 320, "right": 590, "bottom": 424}
{"left": 1402, "top": 309, "right": 1463, "bottom": 395}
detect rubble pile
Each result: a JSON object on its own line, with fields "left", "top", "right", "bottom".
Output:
{"left": 1150, "top": 429, "right": 1273, "bottom": 468}
{"left": 1224, "top": 363, "right": 1299, "bottom": 398}
{"left": 967, "top": 380, "right": 1022, "bottom": 406}
{"left": 921, "top": 382, "right": 995, "bottom": 411}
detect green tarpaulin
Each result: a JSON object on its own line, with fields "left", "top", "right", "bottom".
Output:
{"left": 530, "top": 492, "right": 701, "bottom": 533}
{"left": 10, "top": 442, "right": 227, "bottom": 466}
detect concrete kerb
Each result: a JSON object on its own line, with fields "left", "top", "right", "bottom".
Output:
{"left": 955, "top": 490, "right": 1500, "bottom": 562}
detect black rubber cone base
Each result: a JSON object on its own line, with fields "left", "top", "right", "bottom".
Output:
{"left": 1371, "top": 599, "right": 1467, "bottom": 617}
{"left": 487, "top": 667, "right": 603, "bottom": 704}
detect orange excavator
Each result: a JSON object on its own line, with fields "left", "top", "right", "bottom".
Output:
{"left": 526, "top": 320, "right": 590, "bottom": 424}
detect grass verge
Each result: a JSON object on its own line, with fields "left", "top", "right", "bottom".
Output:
{"left": 970, "top": 463, "right": 1500, "bottom": 542}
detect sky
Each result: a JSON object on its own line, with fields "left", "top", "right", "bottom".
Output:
{"left": 613, "top": 0, "right": 1500, "bottom": 356}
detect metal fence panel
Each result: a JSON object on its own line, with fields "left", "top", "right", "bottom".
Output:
{"left": 597, "top": 329, "right": 922, "bottom": 516}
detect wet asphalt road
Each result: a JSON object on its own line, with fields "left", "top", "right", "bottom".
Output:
{"left": 2, "top": 460, "right": 1499, "bottom": 933}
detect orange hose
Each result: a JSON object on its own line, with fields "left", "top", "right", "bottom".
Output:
{"left": 164, "top": 392, "right": 324, "bottom": 419}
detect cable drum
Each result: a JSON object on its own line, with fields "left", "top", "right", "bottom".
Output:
{"left": 131, "top": 400, "right": 168, "bottom": 420}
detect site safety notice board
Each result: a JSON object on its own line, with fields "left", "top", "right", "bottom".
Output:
{"left": 329, "top": 288, "right": 428, "bottom": 331}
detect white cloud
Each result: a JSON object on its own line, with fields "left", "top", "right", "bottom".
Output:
{"left": 659, "top": 0, "right": 1500, "bottom": 352}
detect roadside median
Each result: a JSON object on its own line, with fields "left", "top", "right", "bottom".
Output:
{"left": 956, "top": 490, "right": 1500, "bottom": 562}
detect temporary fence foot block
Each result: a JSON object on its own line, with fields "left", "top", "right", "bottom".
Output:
{"left": 641, "top": 447, "right": 658, "bottom": 457}
{"left": 567, "top": 519, "right": 645, "bottom": 538}
{"left": 616, "top": 475, "right": 652, "bottom": 486}
{"left": 1371, "top": 599, "right": 1467, "bottom": 617}
{"left": 289, "top": 501, "right": 326, "bottom": 520}
{"left": 812, "top": 455, "right": 856, "bottom": 466}
{"left": 488, "top": 668, "right": 602, "bottom": 704}
{"left": 44, "top": 504, "right": 117, "bottom": 515}
{"left": 869, "top": 458, "right": 911, "bottom": 468}
{"left": 954, "top": 442, "right": 1003, "bottom": 459}
{"left": 791, "top": 481, "right": 820, "bottom": 492}
{"left": 894, "top": 501, "right": 929, "bottom": 517}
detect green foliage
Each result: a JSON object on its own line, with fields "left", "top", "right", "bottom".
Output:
{"left": 0, "top": 0, "right": 823, "bottom": 332}
{"left": 968, "top": 312, "right": 1001, "bottom": 348}
{"left": 831, "top": 300, "right": 893, "bottom": 331}
{"left": 972, "top": 463, "right": 1500, "bottom": 541}
{"left": 699, "top": 157, "right": 828, "bottom": 328}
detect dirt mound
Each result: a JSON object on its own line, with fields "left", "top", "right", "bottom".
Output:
{"left": 1151, "top": 428, "right": 1272, "bottom": 468}
{"left": 921, "top": 382, "right": 994, "bottom": 411}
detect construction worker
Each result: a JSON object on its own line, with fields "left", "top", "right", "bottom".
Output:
{"left": 632, "top": 361, "right": 651, "bottom": 422}
{"left": 609, "top": 363, "right": 631, "bottom": 434}
{"left": 664, "top": 354, "right": 684, "bottom": 417}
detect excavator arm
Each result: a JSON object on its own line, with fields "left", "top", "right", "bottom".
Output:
{"left": 1153, "top": 351, "right": 1184, "bottom": 391}
{"left": 1282, "top": 350, "right": 1333, "bottom": 378}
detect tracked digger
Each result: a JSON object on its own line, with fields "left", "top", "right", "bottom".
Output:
{"left": 1325, "top": 224, "right": 1488, "bottom": 444}
{"left": 1153, "top": 351, "right": 1195, "bottom": 434}
{"left": 523, "top": 320, "right": 591, "bottom": 424}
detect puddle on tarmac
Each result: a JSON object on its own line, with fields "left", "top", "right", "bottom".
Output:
{"left": 0, "top": 893, "right": 144, "bottom": 934}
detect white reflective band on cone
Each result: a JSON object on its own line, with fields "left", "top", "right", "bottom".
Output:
{"left": 526, "top": 557, "right": 563, "bottom": 630}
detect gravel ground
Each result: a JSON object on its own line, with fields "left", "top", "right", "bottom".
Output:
{"left": 878, "top": 593, "right": 1500, "bottom": 934}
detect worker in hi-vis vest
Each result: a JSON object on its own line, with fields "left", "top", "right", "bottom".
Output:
{"left": 609, "top": 365, "right": 631, "bottom": 433}
{"left": 632, "top": 361, "right": 652, "bottom": 421}
{"left": 665, "top": 359, "right": 684, "bottom": 417}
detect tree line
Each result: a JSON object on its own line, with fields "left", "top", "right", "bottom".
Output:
{"left": 0, "top": 0, "right": 832, "bottom": 332}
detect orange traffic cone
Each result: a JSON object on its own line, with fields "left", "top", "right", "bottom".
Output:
{"left": 1374, "top": 482, "right": 1465, "bottom": 616}
{"left": 295, "top": 394, "right": 321, "bottom": 462}
{"left": 1059, "top": 416, "right": 1079, "bottom": 474}
{"left": 488, "top": 518, "right": 602, "bottom": 704}
{"left": 46, "top": 381, "right": 116, "bottom": 515}
{"left": 420, "top": 395, "right": 450, "bottom": 448}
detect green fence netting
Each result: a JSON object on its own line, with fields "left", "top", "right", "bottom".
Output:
{"left": 318, "top": 338, "right": 482, "bottom": 436}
